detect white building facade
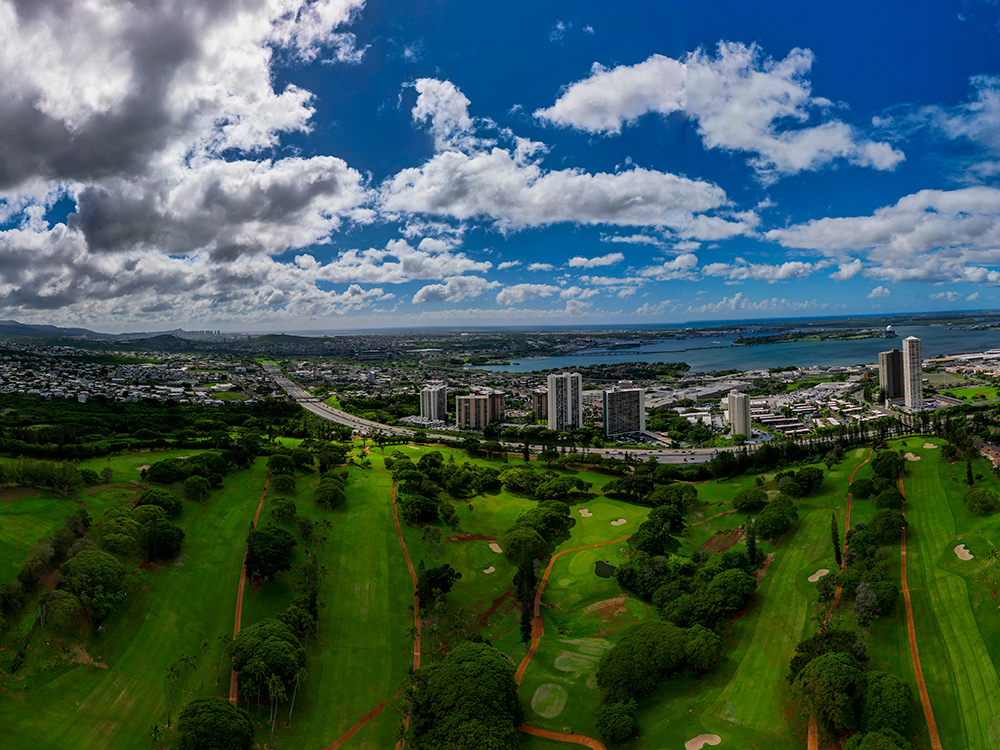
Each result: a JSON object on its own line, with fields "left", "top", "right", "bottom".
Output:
{"left": 547, "top": 372, "right": 583, "bottom": 431}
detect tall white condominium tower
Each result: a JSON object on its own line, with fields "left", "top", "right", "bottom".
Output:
{"left": 727, "top": 391, "right": 751, "bottom": 437}
{"left": 419, "top": 385, "right": 447, "bottom": 421}
{"left": 603, "top": 386, "right": 646, "bottom": 437}
{"left": 547, "top": 372, "right": 583, "bottom": 431}
{"left": 903, "top": 336, "right": 923, "bottom": 409}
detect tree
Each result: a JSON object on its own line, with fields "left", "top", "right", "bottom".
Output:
{"left": 60, "top": 549, "right": 127, "bottom": 622}
{"left": 140, "top": 517, "right": 185, "bottom": 562}
{"left": 843, "top": 728, "right": 914, "bottom": 750}
{"left": 166, "top": 663, "right": 182, "bottom": 728}
{"left": 967, "top": 460, "right": 975, "bottom": 487}
{"left": 832, "top": 512, "right": 843, "bottom": 568}
{"left": 136, "top": 488, "right": 183, "bottom": 517}
{"left": 271, "top": 473, "right": 296, "bottom": 494}
{"left": 850, "top": 478, "right": 876, "bottom": 500}
{"left": 500, "top": 527, "right": 547, "bottom": 568}
{"left": 861, "top": 671, "right": 912, "bottom": 734}
{"left": 150, "top": 722, "right": 163, "bottom": 750}
{"left": 184, "top": 475, "right": 212, "bottom": 502}
{"left": 315, "top": 475, "right": 347, "bottom": 511}
{"left": 267, "top": 454, "right": 295, "bottom": 475}
{"left": 176, "top": 698, "right": 254, "bottom": 750}
{"left": 733, "top": 487, "right": 767, "bottom": 512}
{"left": 597, "top": 699, "right": 637, "bottom": 742}
{"left": 745, "top": 517, "right": 758, "bottom": 564}
{"left": 408, "top": 641, "right": 523, "bottom": 750}
{"left": 854, "top": 582, "right": 879, "bottom": 628}
{"left": 228, "top": 618, "right": 305, "bottom": 692}
{"left": 684, "top": 624, "right": 723, "bottom": 671}
{"left": 416, "top": 564, "right": 462, "bottom": 608}
{"left": 964, "top": 487, "right": 999, "bottom": 517}
{"left": 39, "top": 590, "right": 81, "bottom": 633}
{"left": 792, "top": 651, "right": 863, "bottom": 736}
{"left": 597, "top": 620, "right": 688, "bottom": 700}
{"left": 286, "top": 666, "right": 307, "bottom": 727}
{"left": 245, "top": 525, "right": 297, "bottom": 581}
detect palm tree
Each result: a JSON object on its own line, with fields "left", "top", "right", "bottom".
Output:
{"left": 165, "top": 663, "right": 181, "bottom": 728}
{"left": 149, "top": 722, "right": 163, "bottom": 750}
{"left": 270, "top": 673, "right": 288, "bottom": 739}
{"left": 216, "top": 634, "right": 230, "bottom": 685}
{"left": 286, "top": 666, "right": 307, "bottom": 727}
{"left": 248, "top": 658, "right": 268, "bottom": 708}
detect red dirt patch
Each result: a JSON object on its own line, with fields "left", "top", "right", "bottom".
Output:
{"left": 38, "top": 570, "right": 57, "bottom": 591}
{"left": 754, "top": 552, "right": 776, "bottom": 581}
{"left": 475, "top": 590, "right": 513, "bottom": 630}
{"left": 699, "top": 527, "right": 743, "bottom": 555}
{"left": 0, "top": 488, "right": 39, "bottom": 501}
{"left": 583, "top": 595, "right": 627, "bottom": 621}
{"left": 445, "top": 532, "right": 497, "bottom": 543}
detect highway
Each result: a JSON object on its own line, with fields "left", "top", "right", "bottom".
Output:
{"left": 264, "top": 363, "right": 751, "bottom": 465}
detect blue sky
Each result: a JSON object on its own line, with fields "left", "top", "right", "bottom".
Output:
{"left": 2, "top": 0, "right": 1000, "bottom": 331}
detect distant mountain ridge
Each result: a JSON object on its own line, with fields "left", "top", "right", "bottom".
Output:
{"left": 0, "top": 320, "right": 222, "bottom": 341}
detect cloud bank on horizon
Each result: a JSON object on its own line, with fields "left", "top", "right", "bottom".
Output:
{"left": 1, "top": 0, "right": 999, "bottom": 330}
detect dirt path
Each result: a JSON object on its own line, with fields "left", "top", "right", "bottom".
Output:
{"left": 228, "top": 472, "right": 271, "bottom": 705}
{"left": 520, "top": 723, "right": 608, "bottom": 749}
{"left": 821, "top": 448, "right": 873, "bottom": 626}
{"left": 515, "top": 534, "right": 632, "bottom": 686}
{"left": 692, "top": 508, "right": 737, "bottom": 526}
{"left": 512, "top": 535, "right": 631, "bottom": 750}
{"left": 390, "top": 476, "right": 422, "bottom": 750}
{"left": 809, "top": 448, "right": 872, "bottom": 749}
{"left": 898, "top": 473, "right": 943, "bottom": 750}
{"left": 323, "top": 690, "right": 404, "bottom": 750}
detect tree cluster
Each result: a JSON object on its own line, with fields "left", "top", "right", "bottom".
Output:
{"left": 407, "top": 641, "right": 523, "bottom": 750}
{"left": 596, "top": 620, "right": 722, "bottom": 739}
{"left": 616, "top": 544, "right": 758, "bottom": 631}
{"left": 789, "top": 628, "right": 912, "bottom": 744}
{"left": 0, "top": 507, "right": 91, "bottom": 627}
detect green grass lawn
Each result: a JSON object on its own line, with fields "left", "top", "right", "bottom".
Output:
{"left": 893, "top": 438, "right": 1000, "bottom": 748}
{"left": 516, "top": 452, "right": 876, "bottom": 750}
{"left": 943, "top": 385, "right": 999, "bottom": 401}
{"left": 0, "top": 458, "right": 268, "bottom": 750}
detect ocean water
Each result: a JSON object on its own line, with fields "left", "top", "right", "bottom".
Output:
{"left": 479, "top": 325, "right": 1000, "bottom": 374}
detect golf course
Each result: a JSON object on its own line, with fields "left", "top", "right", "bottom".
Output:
{"left": 2, "top": 434, "right": 1000, "bottom": 749}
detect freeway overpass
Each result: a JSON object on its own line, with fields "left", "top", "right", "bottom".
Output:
{"left": 264, "top": 363, "right": 759, "bottom": 465}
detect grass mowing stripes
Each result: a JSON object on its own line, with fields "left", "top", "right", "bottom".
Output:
{"left": 896, "top": 440, "right": 1000, "bottom": 748}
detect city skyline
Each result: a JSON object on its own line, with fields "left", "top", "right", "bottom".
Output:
{"left": 1, "top": 1, "right": 1000, "bottom": 331}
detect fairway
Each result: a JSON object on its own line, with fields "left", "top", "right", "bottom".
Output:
{"left": 896, "top": 439, "right": 1000, "bottom": 748}
{"left": 0, "top": 459, "right": 267, "bottom": 750}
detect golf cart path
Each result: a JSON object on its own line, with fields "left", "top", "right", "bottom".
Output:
{"left": 229, "top": 471, "right": 271, "bottom": 705}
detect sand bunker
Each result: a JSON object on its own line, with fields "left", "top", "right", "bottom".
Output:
{"left": 904, "top": 452, "right": 921, "bottom": 461}
{"left": 489, "top": 542, "right": 503, "bottom": 553}
{"left": 955, "top": 544, "right": 973, "bottom": 560}
{"left": 483, "top": 566, "right": 496, "bottom": 574}
{"left": 136, "top": 464, "right": 150, "bottom": 472}
{"left": 808, "top": 569, "right": 830, "bottom": 583}
{"left": 685, "top": 735, "right": 722, "bottom": 750}
{"left": 610, "top": 518, "right": 627, "bottom": 526}
{"left": 923, "top": 443, "right": 938, "bottom": 449}
{"left": 578, "top": 508, "right": 593, "bottom": 517}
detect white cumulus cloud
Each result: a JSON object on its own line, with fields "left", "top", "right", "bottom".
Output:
{"left": 536, "top": 42, "right": 903, "bottom": 181}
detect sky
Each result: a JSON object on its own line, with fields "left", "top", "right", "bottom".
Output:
{"left": 2, "top": 0, "right": 1000, "bottom": 332}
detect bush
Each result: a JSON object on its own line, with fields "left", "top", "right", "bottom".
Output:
{"left": 136, "top": 488, "right": 182, "bottom": 517}
{"left": 964, "top": 487, "right": 999, "bottom": 517}
{"left": 597, "top": 700, "right": 637, "bottom": 742}
{"left": 733, "top": 487, "right": 767, "bottom": 512}
{"left": 861, "top": 671, "right": 912, "bottom": 734}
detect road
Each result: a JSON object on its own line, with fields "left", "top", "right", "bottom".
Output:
{"left": 264, "top": 363, "right": 761, "bottom": 465}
